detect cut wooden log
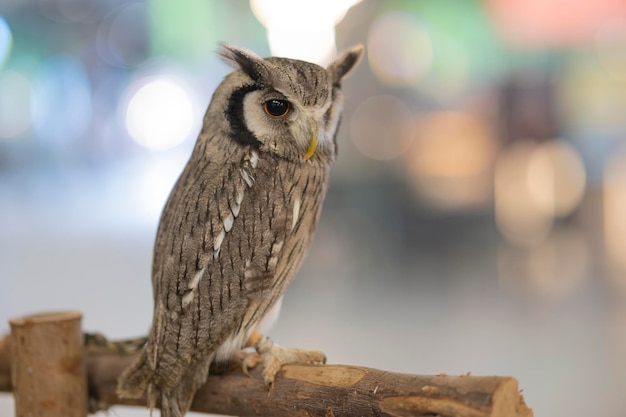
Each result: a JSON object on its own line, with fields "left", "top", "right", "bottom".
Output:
{"left": 8, "top": 312, "right": 87, "bottom": 417}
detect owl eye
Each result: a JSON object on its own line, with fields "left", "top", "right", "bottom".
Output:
{"left": 263, "top": 99, "right": 290, "bottom": 118}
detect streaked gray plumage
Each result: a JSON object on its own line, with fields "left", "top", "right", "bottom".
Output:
{"left": 117, "top": 43, "right": 363, "bottom": 417}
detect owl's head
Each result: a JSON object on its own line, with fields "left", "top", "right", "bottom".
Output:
{"left": 207, "top": 43, "right": 363, "bottom": 163}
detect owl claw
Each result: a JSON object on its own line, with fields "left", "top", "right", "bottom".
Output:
{"left": 238, "top": 336, "right": 325, "bottom": 386}
{"left": 240, "top": 350, "right": 261, "bottom": 377}
{"left": 258, "top": 343, "right": 326, "bottom": 387}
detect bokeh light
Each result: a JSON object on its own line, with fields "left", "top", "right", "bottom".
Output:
{"left": 96, "top": 3, "right": 148, "bottom": 68}
{"left": 495, "top": 142, "right": 553, "bottom": 246}
{"left": 124, "top": 77, "right": 196, "bottom": 151}
{"left": 250, "top": 0, "right": 361, "bottom": 64}
{"left": 0, "top": 15, "right": 11, "bottom": 68}
{"left": 349, "top": 95, "right": 413, "bottom": 161}
{"left": 404, "top": 112, "right": 496, "bottom": 210}
{"left": 0, "top": 71, "right": 32, "bottom": 139}
{"left": 495, "top": 140, "right": 586, "bottom": 247}
{"left": 604, "top": 150, "right": 626, "bottom": 283}
{"left": 526, "top": 141, "right": 586, "bottom": 218}
{"left": 367, "top": 11, "right": 432, "bottom": 87}
{"left": 31, "top": 56, "right": 92, "bottom": 147}
{"left": 399, "top": 1, "right": 502, "bottom": 97}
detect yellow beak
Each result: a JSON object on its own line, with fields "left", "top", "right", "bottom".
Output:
{"left": 304, "top": 132, "right": 317, "bottom": 160}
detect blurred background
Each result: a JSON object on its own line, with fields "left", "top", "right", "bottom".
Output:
{"left": 1, "top": 0, "right": 626, "bottom": 416}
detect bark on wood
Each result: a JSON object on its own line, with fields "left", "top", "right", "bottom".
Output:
{"left": 0, "top": 331, "right": 532, "bottom": 417}
{"left": 8, "top": 311, "right": 87, "bottom": 417}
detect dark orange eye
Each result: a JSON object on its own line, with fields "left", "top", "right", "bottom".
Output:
{"left": 263, "top": 99, "right": 290, "bottom": 118}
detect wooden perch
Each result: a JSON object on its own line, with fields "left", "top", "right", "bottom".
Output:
{"left": 0, "top": 312, "right": 533, "bottom": 417}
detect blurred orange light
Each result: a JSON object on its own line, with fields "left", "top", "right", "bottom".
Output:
{"left": 495, "top": 140, "right": 585, "bottom": 247}
{"left": 495, "top": 142, "right": 553, "bottom": 246}
{"left": 404, "top": 112, "right": 496, "bottom": 210}
{"left": 526, "top": 141, "right": 586, "bottom": 218}
{"left": 407, "top": 112, "right": 495, "bottom": 178}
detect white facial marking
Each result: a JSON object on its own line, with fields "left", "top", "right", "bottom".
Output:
{"left": 213, "top": 229, "right": 225, "bottom": 259}
{"left": 250, "top": 150, "right": 259, "bottom": 168}
{"left": 291, "top": 197, "right": 300, "bottom": 230}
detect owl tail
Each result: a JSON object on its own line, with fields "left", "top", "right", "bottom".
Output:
{"left": 160, "top": 356, "right": 212, "bottom": 417}
{"left": 117, "top": 349, "right": 157, "bottom": 408}
{"left": 118, "top": 349, "right": 211, "bottom": 417}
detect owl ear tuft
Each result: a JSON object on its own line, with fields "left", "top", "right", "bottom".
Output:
{"left": 219, "top": 43, "right": 270, "bottom": 85}
{"left": 327, "top": 44, "right": 364, "bottom": 86}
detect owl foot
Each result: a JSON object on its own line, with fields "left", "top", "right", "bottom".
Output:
{"left": 253, "top": 337, "right": 326, "bottom": 387}
{"left": 239, "top": 349, "right": 261, "bottom": 377}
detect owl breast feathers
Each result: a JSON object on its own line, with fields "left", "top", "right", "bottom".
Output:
{"left": 117, "top": 43, "right": 363, "bottom": 417}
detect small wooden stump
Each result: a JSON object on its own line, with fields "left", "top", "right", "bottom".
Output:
{"left": 9, "top": 311, "right": 87, "bottom": 417}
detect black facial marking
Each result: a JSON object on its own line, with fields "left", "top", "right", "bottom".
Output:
{"left": 225, "top": 84, "right": 263, "bottom": 148}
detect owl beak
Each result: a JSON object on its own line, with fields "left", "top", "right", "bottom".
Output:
{"left": 304, "top": 122, "right": 318, "bottom": 160}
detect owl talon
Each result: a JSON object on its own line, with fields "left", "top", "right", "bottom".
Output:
{"left": 240, "top": 350, "right": 261, "bottom": 377}
{"left": 257, "top": 343, "right": 326, "bottom": 387}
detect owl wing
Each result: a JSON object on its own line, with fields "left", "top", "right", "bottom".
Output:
{"left": 146, "top": 146, "right": 297, "bottom": 391}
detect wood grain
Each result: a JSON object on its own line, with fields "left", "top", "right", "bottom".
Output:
{"left": 8, "top": 312, "right": 87, "bottom": 417}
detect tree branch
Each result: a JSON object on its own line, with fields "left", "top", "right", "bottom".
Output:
{"left": 0, "top": 318, "right": 533, "bottom": 417}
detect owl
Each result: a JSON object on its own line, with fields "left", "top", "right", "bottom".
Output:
{"left": 117, "top": 43, "right": 363, "bottom": 417}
